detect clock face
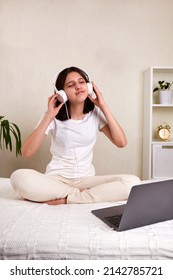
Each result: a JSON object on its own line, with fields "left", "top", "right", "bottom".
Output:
{"left": 158, "top": 128, "right": 170, "bottom": 140}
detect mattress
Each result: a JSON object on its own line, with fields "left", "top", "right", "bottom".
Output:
{"left": 0, "top": 177, "right": 173, "bottom": 260}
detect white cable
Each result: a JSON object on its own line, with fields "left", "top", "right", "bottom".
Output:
{"left": 64, "top": 103, "right": 81, "bottom": 184}
{"left": 64, "top": 102, "right": 70, "bottom": 120}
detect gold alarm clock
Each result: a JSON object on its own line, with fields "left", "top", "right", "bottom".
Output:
{"left": 157, "top": 124, "right": 171, "bottom": 141}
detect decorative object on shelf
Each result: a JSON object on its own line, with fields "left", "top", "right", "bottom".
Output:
{"left": 157, "top": 123, "right": 171, "bottom": 141}
{"left": 153, "top": 80, "right": 173, "bottom": 104}
{"left": 0, "top": 115, "right": 22, "bottom": 156}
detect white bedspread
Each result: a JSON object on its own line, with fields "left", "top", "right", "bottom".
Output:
{"left": 0, "top": 178, "right": 173, "bottom": 260}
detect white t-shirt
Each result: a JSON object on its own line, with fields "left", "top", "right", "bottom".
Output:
{"left": 41, "top": 107, "right": 107, "bottom": 178}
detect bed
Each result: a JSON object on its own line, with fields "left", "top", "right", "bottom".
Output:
{"left": 0, "top": 177, "right": 173, "bottom": 260}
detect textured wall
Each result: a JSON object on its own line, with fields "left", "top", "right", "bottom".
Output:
{"left": 1, "top": 0, "right": 173, "bottom": 177}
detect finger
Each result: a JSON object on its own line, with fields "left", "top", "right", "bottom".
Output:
{"left": 48, "top": 94, "right": 56, "bottom": 102}
{"left": 92, "top": 81, "right": 98, "bottom": 91}
{"left": 57, "top": 102, "right": 64, "bottom": 109}
{"left": 92, "top": 82, "right": 102, "bottom": 96}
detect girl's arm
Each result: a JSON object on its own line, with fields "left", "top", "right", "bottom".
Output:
{"left": 22, "top": 94, "right": 64, "bottom": 157}
{"left": 88, "top": 82, "right": 127, "bottom": 148}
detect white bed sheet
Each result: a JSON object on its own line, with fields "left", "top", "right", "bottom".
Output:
{"left": 0, "top": 177, "right": 173, "bottom": 260}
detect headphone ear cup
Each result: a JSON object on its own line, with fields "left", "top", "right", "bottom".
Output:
{"left": 87, "top": 83, "right": 93, "bottom": 96}
{"left": 56, "top": 90, "right": 68, "bottom": 103}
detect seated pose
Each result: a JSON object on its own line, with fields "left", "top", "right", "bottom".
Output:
{"left": 11, "top": 66, "right": 140, "bottom": 205}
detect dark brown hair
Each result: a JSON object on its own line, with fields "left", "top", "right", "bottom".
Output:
{"left": 54, "top": 66, "right": 94, "bottom": 120}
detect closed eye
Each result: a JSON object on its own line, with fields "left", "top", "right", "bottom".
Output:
{"left": 66, "top": 78, "right": 86, "bottom": 88}
{"left": 67, "top": 81, "right": 76, "bottom": 88}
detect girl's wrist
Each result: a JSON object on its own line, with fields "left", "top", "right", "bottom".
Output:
{"left": 99, "top": 102, "right": 109, "bottom": 112}
{"left": 45, "top": 111, "right": 55, "bottom": 122}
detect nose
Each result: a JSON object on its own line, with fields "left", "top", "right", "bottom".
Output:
{"left": 75, "top": 82, "right": 82, "bottom": 90}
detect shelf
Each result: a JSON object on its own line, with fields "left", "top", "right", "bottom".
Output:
{"left": 152, "top": 104, "right": 173, "bottom": 107}
{"left": 152, "top": 140, "right": 173, "bottom": 145}
{"left": 152, "top": 67, "right": 173, "bottom": 72}
{"left": 143, "top": 66, "right": 173, "bottom": 179}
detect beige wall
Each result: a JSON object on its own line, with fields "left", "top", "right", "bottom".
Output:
{"left": 1, "top": 0, "right": 173, "bottom": 178}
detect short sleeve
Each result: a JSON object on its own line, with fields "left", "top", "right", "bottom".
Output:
{"left": 94, "top": 107, "right": 107, "bottom": 130}
{"left": 35, "top": 113, "right": 55, "bottom": 135}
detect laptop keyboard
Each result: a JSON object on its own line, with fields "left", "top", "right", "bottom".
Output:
{"left": 105, "top": 214, "right": 122, "bottom": 228}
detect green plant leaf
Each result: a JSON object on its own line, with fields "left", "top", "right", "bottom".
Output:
{"left": 153, "top": 87, "right": 159, "bottom": 92}
{"left": 2, "top": 120, "right": 12, "bottom": 151}
{"left": 10, "top": 124, "right": 22, "bottom": 156}
{"left": 0, "top": 124, "right": 2, "bottom": 150}
{"left": 0, "top": 116, "right": 22, "bottom": 156}
{"left": 153, "top": 80, "right": 173, "bottom": 92}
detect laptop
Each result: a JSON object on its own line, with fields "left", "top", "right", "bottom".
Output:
{"left": 91, "top": 179, "right": 173, "bottom": 231}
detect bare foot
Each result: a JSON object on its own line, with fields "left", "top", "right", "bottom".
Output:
{"left": 79, "top": 188, "right": 86, "bottom": 192}
{"left": 22, "top": 197, "right": 67, "bottom": 205}
{"left": 44, "top": 198, "right": 67, "bottom": 205}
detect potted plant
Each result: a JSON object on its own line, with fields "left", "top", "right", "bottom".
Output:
{"left": 0, "top": 115, "right": 21, "bottom": 156}
{"left": 153, "top": 80, "right": 173, "bottom": 104}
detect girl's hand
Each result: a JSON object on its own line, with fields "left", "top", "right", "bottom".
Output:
{"left": 47, "top": 94, "right": 64, "bottom": 118}
{"left": 88, "top": 82, "right": 106, "bottom": 109}
{"left": 88, "top": 83, "right": 127, "bottom": 148}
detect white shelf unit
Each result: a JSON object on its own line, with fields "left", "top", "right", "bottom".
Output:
{"left": 142, "top": 67, "right": 173, "bottom": 179}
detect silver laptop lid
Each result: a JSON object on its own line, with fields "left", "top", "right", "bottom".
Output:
{"left": 119, "top": 179, "right": 173, "bottom": 231}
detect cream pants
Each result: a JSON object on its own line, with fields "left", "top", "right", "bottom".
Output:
{"left": 10, "top": 169, "right": 140, "bottom": 204}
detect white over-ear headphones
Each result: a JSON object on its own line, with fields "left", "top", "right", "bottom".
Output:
{"left": 53, "top": 68, "right": 93, "bottom": 103}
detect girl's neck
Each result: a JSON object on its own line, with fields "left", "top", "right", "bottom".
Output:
{"left": 70, "top": 103, "right": 85, "bottom": 120}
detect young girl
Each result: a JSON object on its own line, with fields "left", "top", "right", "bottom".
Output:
{"left": 10, "top": 66, "right": 140, "bottom": 205}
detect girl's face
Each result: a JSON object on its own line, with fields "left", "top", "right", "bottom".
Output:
{"left": 63, "top": 72, "right": 89, "bottom": 104}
